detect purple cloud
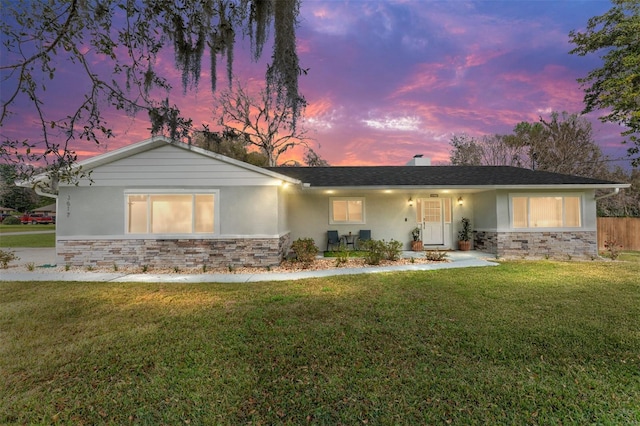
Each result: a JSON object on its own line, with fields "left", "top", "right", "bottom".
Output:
{"left": 1, "top": 0, "right": 630, "bottom": 169}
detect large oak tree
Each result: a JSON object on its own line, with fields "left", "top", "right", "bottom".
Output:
{"left": 569, "top": 0, "right": 640, "bottom": 167}
{"left": 215, "top": 80, "right": 311, "bottom": 166}
{"left": 1, "top": 0, "right": 303, "bottom": 181}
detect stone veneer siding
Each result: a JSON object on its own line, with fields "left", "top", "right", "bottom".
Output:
{"left": 474, "top": 230, "right": 597, "bottom": 259}
{"left": 58, "top": 234, "right": 291, "bottom": 269}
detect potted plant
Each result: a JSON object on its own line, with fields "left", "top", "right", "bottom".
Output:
{"left": 458, "top": 217, "right": 472, "bottom": 251}
{"left": 410, "top": 227, "right": 423, "bottom": 251}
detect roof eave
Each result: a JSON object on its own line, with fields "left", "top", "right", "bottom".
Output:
{"left": 299, "top": 183, "right": 631, "bottom": 191}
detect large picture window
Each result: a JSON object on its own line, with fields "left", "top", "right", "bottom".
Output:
{"left": 511, "top": 195, "right": 581, "bottom": 229}
{"left": 126, "top": 192, "right": 217, "bottom": 234}
{"left": 330, "top": 197, "right": 365, "bottom": 224}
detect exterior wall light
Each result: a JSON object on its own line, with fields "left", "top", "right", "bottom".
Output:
{"left": 458, "top": 197, "right": 464, "bottom": 205}
{"left": 408, "top": 197, "right": 413, "bottom": 207}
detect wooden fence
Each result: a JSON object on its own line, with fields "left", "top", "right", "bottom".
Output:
{"left": 597, "top": 217, "right": 640, "bottom": 251}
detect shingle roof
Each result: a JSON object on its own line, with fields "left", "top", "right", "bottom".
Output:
{"left": 268, "top": 166, "right": 621, "bottom": 188}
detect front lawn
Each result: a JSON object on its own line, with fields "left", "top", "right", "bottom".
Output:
{"left": 1, "top": 261, "right": 639, "bottom": 424}
{"left": 0, "top": 224, "right": 56, "bottom": 247}
{"left": 0, "top": 224, "right": 56, "bottom": 233}
{"left": 0, "top": 232, "right": 55, "bottom": 248}
{"left": 617, "top": 250, "right": 640, "bottom": 263}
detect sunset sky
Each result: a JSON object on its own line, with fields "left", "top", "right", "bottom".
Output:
{"left": 2, "top": 0, "right": 632, "bottom": 168}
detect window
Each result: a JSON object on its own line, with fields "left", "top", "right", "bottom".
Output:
{"left": 126, "top": 192, "right": 217, "bottom": 234}
{"left": 330, "top": 197, "right": 365, "bottom": 224}
{"left": 511, "top": 195, "right": 581, "bottom": 228}
{"left": 443, "top": 198, "right": 452, "bottom": 224}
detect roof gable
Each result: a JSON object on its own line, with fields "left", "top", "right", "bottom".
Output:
{"left": 23, "top": 136, "right": 300, "bottom": 190}
{"left": 76, "top": 136, "right": 299, "bottom": 184}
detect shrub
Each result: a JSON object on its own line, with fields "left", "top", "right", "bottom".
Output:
{"left": 334, "top": 243, "right": 350, "bottom": 266}
{"left": 361, "top": 239, "right": 385, "bottom": 265}
{"left": 291, "top": 238, "right": 319, "bottom": 266}
{"left": 604, "top": 238, "right": 623, "bottom": 260}
{"left": 385, "top": 239, "right": 402, "bottom": 261}
{"left": 0, "top": 249, "right": 19, "bottom": 268}
{"left": 2, "top": 216, "right": 20, "bottom": 225}
{"left": 361, "top": 239, "right": 406, "bottom": 265}
{"left": 362, "top": 240, "right": 384, "bottom": 265}
{"left": 426, "top": 249, "right": 448, "bottom": 261}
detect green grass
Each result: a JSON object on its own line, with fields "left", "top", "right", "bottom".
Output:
{"left": 618, "top": 251, "right": 640, "bottom": 262}
{"left": 1, "top": 261, "right": 639, "bottom": 424}
{"left": 0, "top": 224, "right": 56, "bottom": 247}
{"left": 0, "top": 224, "right": 56, "bottom": 233}
{"left": 599, "top": 250, "right": 640, "bottom": 263}
{"left": 0, "top": 232, "right": 55, "bottom": 247}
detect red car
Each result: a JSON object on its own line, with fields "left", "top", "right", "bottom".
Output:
{"left": 20, "top": 213, "right": 55, "bottom": 224}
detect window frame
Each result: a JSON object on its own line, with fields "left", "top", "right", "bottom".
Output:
{"left": 124, "top": 189, "right": 220, "bottom": 235}
{"left": 329, "top": 197, "right": 366, "bottom": 225}
{"left": 509, "top": 193, "right": 583, "bottom": 230}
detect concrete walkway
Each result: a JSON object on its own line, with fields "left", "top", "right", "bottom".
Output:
{"left": 0, "top": 249, "right": 498, "bottom": 283}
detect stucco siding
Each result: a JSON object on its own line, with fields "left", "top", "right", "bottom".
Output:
{"left": 58, "top": 185, "right": 281, "bottom": 237}
{"left": 57, "top": 186, "right": 125, "bottom": 237}
{"left": 472, "top": 191, "right": 497, "bottom": 230}
{"left": 581, "top": 189, "right": 598, "bottom": 229}
{"left": 277, "top": 185, "right": 289, "bottom": 235}
{"left": 219, "top": 186, "right": 280, "bottom": 235}
{"left": 285, "top": 191, "right": 463, "bottom": 250}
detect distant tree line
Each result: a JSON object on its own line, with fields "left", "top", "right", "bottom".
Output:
{"left": 449, "top": 111, "right": 639, "bottom": 217}
{"left": 0, "top": 165, "right": 51, "bottom": 213}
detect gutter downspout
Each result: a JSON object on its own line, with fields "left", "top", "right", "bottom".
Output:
{"left": 35, "top": 187, "right": 58, "bottom": 199}
{"left": 34, "top": 174, "right": 59, "bottom": 199}
{"left": 594, "top": 188, "right": 620, "bottom": 201}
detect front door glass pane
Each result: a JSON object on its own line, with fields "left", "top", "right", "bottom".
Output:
{"left": 424, "top": 200, "right": 441, "bottom": 222}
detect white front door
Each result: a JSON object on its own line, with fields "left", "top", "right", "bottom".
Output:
{"left": 419, "top": 198, "right": 444, "bottom": 245}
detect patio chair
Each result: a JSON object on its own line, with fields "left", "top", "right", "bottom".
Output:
{"left": 356, "top": 229, "right": 371, "bottom": 249}
{"left": 326, "top": 230, "right": 340, "bottom": 251}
